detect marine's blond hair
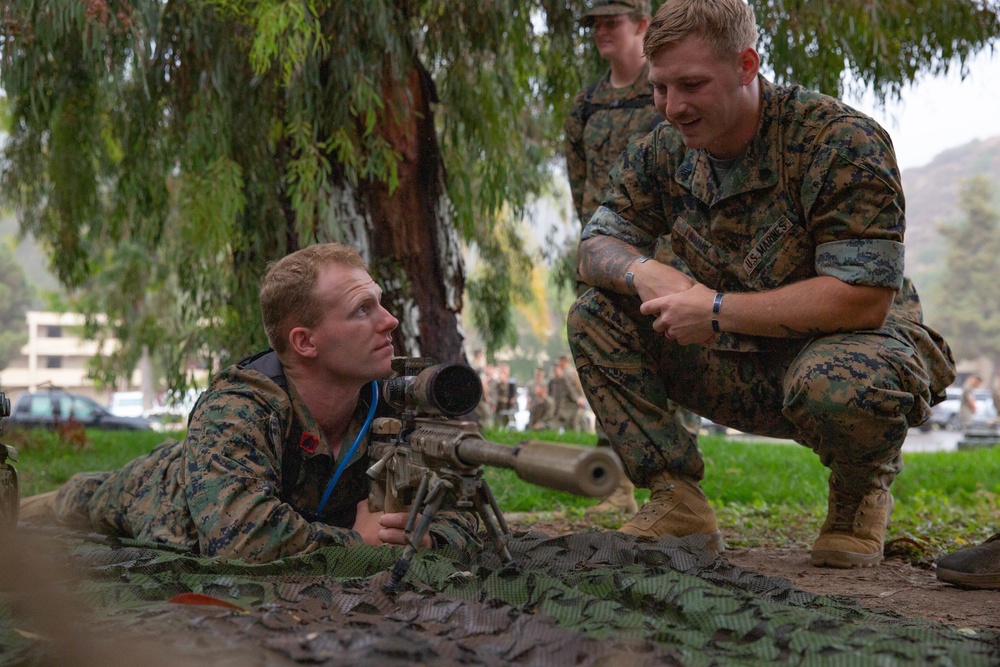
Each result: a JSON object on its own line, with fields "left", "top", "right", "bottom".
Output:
{"left": 644, "top": 0, "right": 758, "bottom": 60}
{"left": 259, "top": 243, "right": 367, "bottom": 355}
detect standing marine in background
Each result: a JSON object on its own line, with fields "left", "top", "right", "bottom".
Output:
{"left": 565, "top": 0, "right": 662, "bottom": 232}
{"left": 958, "top": 374, "right": 982, "bottom": 430}
{"left": 527, "top": 366, "right": 555, "bottom": 430}
{"left": 565, "top": 0, "right": 693, "bottom": 515}
{"left": 549, "top": 355, "right": 590, "bottom": 433}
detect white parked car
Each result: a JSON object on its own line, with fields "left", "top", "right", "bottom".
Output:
{"left": 144, "top": 388, "right": 203, "bottom": 431}
{"left": 922, "top": 386, "right": 997, "bottom": 431}
{"left": 108, "top": 391, "right": 145, "bottom": 418}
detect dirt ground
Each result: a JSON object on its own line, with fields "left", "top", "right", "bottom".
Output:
{"left": 4, "top": 522, "right": 998, "bottom": 667}
{"left": 504, "top": 513, "right": 1000, "bottom": 633}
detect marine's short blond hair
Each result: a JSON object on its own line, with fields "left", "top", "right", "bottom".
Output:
{"left": 259, "top": 243, "right": 368, "bottom": 355}
{"left": 644, "top": 0, "right": 758, "bottom": 61}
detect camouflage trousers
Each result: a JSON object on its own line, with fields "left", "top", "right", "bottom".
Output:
{"left": 568, "top": 289, "right": 940, "bottom": 494}
{"left": 53, "top": 439, "right": 195, "bottom": 546}
{"left": 575, "top": 283, "right": 701, "bottom": 451}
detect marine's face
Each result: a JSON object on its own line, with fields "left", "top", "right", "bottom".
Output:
{"left": 648, "top": 36, "right": 759, "bottom": 159}
{"left": 308, "top": 264, "right": 398, "bottom": 384}
{"left": 591, "top": 14, "right": 644, "bottom": 61}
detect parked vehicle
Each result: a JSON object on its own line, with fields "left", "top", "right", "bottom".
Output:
{"left": 7, "top": 389, "right": 153, "bottom": 431}
{"left": 109, "top": 391, "right": 145, "bottom": 418}
{"left": 143, "top": 388, "right": 203, "bottom": 432}
{"left": 922, "top": 386, "right": 998, "bottom": 431}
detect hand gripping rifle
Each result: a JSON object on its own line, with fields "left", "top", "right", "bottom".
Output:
{"left": 367, "top": 357, "right": 623, "bottom": 592}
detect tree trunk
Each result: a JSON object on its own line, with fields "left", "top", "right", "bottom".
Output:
{"left": 331, "top": 61, "right": 467, "bottom": 365}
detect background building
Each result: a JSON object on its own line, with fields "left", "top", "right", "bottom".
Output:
{"left": 0, "top": 310, "right": 140, "bottom": 404}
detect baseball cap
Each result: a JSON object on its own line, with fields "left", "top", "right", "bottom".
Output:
{"left": 582, "top": 0, "right": 652, "bottom": 26}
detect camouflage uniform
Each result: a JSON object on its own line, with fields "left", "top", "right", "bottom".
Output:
{"left": 565, "top": 61, "right": 663, "bottom": 229}
{"left": 568, "top": 77, "right": 956, "bottom": 495}
{"left": 527, "top": 376, "right": 554, "bottom": 430}
{"left": 565, "top": 63, "right": 702, "bottom": 446}
{"left": 549, "top": 368, "right": 587, "bottom": 432}
{"left": 54, "top": 355, "right": 479, "bottom": 562}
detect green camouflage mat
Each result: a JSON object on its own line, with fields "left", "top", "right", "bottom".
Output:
{"left": 2, "top": 529, "right": 998, "bottom": 666}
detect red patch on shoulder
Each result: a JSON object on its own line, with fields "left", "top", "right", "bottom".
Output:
{"left": 298, "top": 432, "right": 319, "bottom": 454}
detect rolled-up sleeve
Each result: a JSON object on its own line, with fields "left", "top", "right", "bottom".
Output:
{"left": 815, "top": 238, "right": 905, "bottom": 289}
{"left": 801, "top": 116, "right": 906, "bottom": 289}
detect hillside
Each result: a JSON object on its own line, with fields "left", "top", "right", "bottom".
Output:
{"left": 901, "top": 135, "right": 1000, "bottom": 322}
{"left": 0, "top": 213, "right": 61, "bottom": 303}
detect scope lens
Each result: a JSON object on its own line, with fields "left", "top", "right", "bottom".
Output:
{"left": 424, "top": 365, "right": 482, "bottom": 417}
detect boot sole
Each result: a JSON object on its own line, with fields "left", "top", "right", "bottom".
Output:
{"left": 809, "top": 549, "right": 883, "bottom": 568}
{"left": 936, "top": 567, "right": 1000, "bottom": 590}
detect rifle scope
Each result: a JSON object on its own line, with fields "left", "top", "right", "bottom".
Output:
{"left": 383, "top": 361, "right": 483, "bottom": 418}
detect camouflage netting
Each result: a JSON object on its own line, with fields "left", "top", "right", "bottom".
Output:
{"left": 2, "top": 529, "right": 999, "bottom": 666}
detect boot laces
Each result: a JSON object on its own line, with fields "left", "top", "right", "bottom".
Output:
{"left": 635, "top": 482, "right": 677, "bottom": 520}
{"left": 827, "top": 494, "right": 864, "bottom": 533}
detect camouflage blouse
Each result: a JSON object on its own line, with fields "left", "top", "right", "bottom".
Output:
{"left": 66, "top": 362, "right": 480, "bottom": 563}
{"left": 581, "top": 76, "right": 955, "bottom": 393}
{"left": 564, "top": 62, "right": 663, "bottom": 228}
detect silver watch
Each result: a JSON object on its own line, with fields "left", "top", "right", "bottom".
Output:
{"left": 624, "top": 256, "right": 650, "bottom": 294}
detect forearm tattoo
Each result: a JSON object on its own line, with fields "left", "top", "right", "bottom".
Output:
{"left": 579, "top": 237, "right": 643, "bottom": 292}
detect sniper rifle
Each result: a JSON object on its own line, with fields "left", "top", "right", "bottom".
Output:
{"left": 367, "top": 357, "right": 623, "bottom": 592}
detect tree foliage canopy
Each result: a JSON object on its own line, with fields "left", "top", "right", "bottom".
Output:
{"left": 1, "top": 0, "right": 998, "bottom": 390}
{"left": 934, "top": 176, "right": 1000, "bottom": 364}
{"left": 0, "top": 240, "right": 33, "bottom": 372}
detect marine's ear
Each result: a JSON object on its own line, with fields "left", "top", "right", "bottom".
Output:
{"left": 287, "top": 326, "right": 318, "bottom": 359}
{"left": 737, "top": 47, "right": 760, "bottom": 85}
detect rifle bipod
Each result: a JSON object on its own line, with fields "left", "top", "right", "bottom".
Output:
{"left": 381, "top": 468, "right": 520, "bottom": 594}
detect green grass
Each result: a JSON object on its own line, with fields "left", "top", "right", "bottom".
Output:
{"left": 5, "top": 428, "right": 184, "bottom": 496}
{"left": 486, "top": 427, "right": 1000, "bottom": 561}
{"left": 6, "top": 425, "right": 998, "bottom": 562}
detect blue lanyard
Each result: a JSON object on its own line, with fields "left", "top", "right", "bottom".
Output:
{"left": 316, "top": 381, "right": 379, "bottom": 515}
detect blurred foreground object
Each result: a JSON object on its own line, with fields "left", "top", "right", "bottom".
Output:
{"left": 1, "top": 391, "right": 19, "bottom": 530}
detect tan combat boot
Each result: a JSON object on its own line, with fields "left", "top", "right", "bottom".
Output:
{"left": 17, "top": 491, "right": 58, "bottom": 524}
{"left": 618, "top": 471, "right": 724, "bottom": 553}
{"left": 585, "top": 477, "right": 639, "bottom": 515}
{"left": 810, "top": 475, "right": 894, "bottom": 568}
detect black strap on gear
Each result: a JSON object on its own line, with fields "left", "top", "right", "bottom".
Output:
{"left": 574, "top": 80, "right": 659, "bottom": 126}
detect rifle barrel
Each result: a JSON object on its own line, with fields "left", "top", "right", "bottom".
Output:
{"left": 456, "top": 437, "right": 622, "bottom": 498}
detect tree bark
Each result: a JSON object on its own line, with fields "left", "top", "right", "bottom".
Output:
{"left": 356, "top": 61, "right": 467, "bottom": 365}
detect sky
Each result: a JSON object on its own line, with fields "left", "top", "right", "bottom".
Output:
{"left": 841, "top": 48, "right": 1000, "bottom": 171}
